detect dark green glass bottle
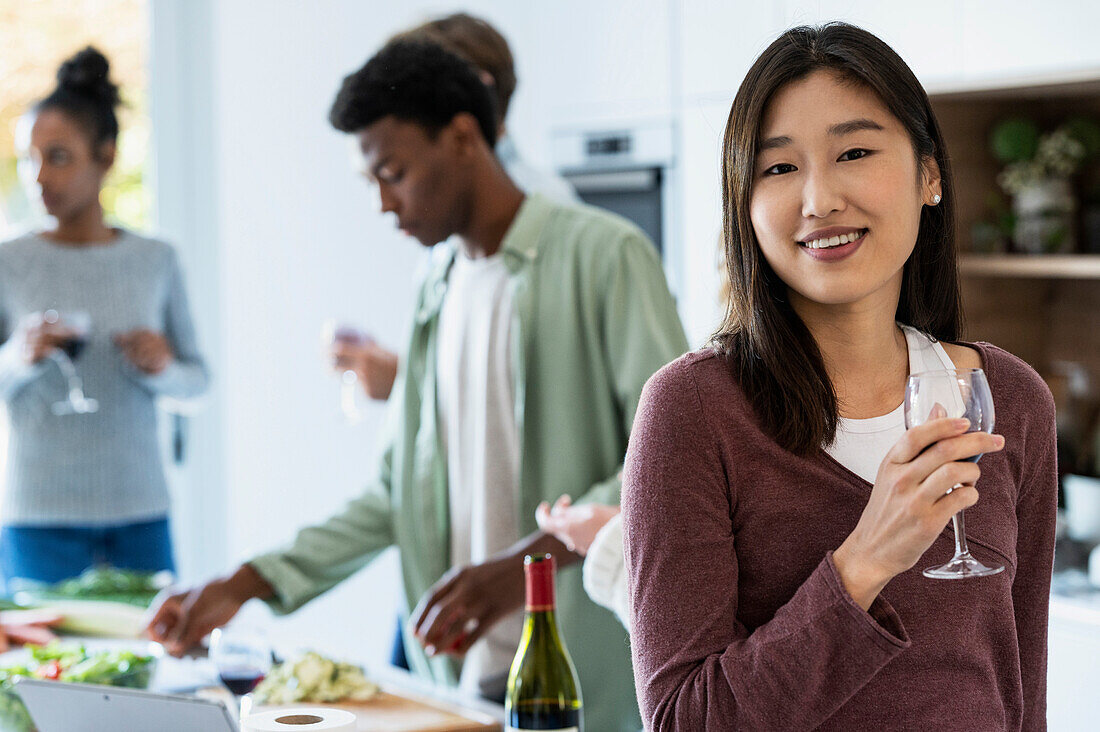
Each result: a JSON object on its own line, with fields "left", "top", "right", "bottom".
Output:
{"left": 504, "top": 554, "right": 583, "bottom": 732}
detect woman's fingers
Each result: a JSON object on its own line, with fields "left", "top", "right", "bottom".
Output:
{"left": 907, "top": 431, "right": 1003, "bottom": 484}
{"left": 918, "top": 460, "right": 981, "bottom": 501}
{"left": 930, "top": 484, "right": 980, "bottom": 526}
{"left": 889, "top": 417, "right": 971, "bottom": 464}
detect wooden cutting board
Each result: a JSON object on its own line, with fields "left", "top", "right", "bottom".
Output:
{"left": 245, "top": 690, "right": 501, "bottom": 732}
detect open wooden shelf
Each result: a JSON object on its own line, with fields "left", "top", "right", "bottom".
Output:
{"left": 959, "top": 254, "right": 1100, "bottom": 279}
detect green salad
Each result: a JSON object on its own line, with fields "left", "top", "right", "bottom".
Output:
{"left": 15, "top": 567, "right": 171, "bottom": 608}
{"left": 0, "top": 642, "right": 156, "bottom": 732}
{"left": 251, "top": 651, "right": 379, "bottom": 705}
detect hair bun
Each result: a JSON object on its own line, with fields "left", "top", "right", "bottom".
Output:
{"left": 56, "top": 46, "right": 120, "bottom": 107}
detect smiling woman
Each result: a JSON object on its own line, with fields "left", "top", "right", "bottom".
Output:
{"left": 624, "top": 22, "right": 1057, "bottom": 732}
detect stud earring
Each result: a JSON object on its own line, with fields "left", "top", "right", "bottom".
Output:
{"left": 932, "top": 194, "right": 942, "bottom": 205}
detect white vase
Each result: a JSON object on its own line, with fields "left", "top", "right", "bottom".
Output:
{"left": 1012, "top": 178, "right": 1076, "bottom": 254}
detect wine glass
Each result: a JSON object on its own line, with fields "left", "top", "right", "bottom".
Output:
{"left": 904, "top": 368, "right": 1004, "bottom": 579}
{"left": 320, "top": 319, "right": 370, "bottom": 424}
{"left": 210, "top": 626, "right": 272, "bottom": 709}
{"left": 45, "top": 309, "right": 98, "bottom": 415}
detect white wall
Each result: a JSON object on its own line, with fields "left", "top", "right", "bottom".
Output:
{"left": 154, "top": 0, "right": 1100, "bottom": 676}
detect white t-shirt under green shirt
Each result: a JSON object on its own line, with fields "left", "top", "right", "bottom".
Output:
{"left": 435, "top": 249, "right": 523, "bottom": 698}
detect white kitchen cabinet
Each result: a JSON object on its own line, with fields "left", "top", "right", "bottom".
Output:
{"left": 1047, "top": 596, "right": 1100, "bottom": 731}
{"left": 779, "top": 0, "right": 965, "bottom": 87}
{"left": 678, "top": 1, "right": 783, "bottom": 101}
{"left": 780, "top": 0, "right": 1100, "bottom": 89}
{"left": 526, "top": 0, "right": 673, "bottom": 126}
{"left": 678, "top": 0, "right": 964, "bottom": 101}
{"left": 959, "top": 0, "right": 1100, "bottom": 84}
{"left": 676, "top": 99, "right": 730, "bottom": 347}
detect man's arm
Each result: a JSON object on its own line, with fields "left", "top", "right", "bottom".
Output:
{"left": 574, "top": 230, "right": 689, "bottom": 509}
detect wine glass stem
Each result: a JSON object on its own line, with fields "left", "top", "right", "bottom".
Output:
{"left": 51, "top": 350, "right": 85, "bottom": 400}
{"left": 341, "top": 375, "right": 359, "bottom": 421}
{"left": 952, "top": 509, "right": 972, "bottom": 559}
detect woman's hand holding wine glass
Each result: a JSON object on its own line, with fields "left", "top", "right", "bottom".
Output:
{"left": 833, "top": 412, "right": 1005, "bottom": 609}
{"left": 20, "top": 310, "right": 81, "bottom": 365}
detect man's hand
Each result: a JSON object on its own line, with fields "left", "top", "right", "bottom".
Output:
{"left": 145, "top": 564, "right": 273, "bottom": 657}
{"left": 114, "top": 329, "right": 173, "bottom": 375}
{"left": 330, "top": 339, "right": 399, "bottom": 401}
{"left": 410, "top": 532, "right": 578, "bottom": 658}
{"left": 410, "top": 555, "right": 524, "bottom": 658}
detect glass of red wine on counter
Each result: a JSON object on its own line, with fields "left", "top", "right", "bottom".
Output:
{"left": 45, "top": 309, "right": 98, "bottom": 415}
{"left": 210, "top": 627, "right": 272, "bottom": 698}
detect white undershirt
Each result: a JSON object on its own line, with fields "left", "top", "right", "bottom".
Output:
{"left": 825, "top": 325, "right": 956, "bottom": 483}
{"left": 580, "top": 326, "right": 958, "bottom": 632}
{"left": 435, "top": 251, "right": 524, "bottom": 697}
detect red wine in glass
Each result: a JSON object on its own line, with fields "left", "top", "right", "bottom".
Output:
{"left": 61, "top": 335, "right": 87, "bottom": 361}
{"left": 219, "top": 666, "right": 266, "bottom": 695}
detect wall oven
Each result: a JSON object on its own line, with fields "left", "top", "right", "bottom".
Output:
{"left": 551, "top": 121, "right": 676, "bottom": 261}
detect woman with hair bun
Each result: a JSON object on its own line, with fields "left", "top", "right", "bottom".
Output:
{"left": 624, "top": 23, "right": 1056, "bottom": 730}
{"left": 0, "top": 47, "right": 209, "bottom": 591}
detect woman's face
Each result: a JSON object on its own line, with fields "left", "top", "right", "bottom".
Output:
{"left": 17, "top": 108, "right": 113, "bottom": 223}
{"left": 749, "top": 70, "right": 940, "bottom": 314}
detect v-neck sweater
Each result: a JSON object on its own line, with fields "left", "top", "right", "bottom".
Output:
{"left": 623, "top": 341, "right": 1057, "bottom": 731}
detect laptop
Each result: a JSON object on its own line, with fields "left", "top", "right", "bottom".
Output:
{"left": 14, "top": 678, "right": 239, "bottom": 732}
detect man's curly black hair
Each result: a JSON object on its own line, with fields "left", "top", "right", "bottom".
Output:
{"left": 328, "top": 39, "right": 498, "bottom": 147}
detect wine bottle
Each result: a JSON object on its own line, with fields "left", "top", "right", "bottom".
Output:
{"left": 505, "top": 554, "right": 583, "bottom": 732}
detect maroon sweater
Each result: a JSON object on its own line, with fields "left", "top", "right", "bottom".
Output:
{"left": 623, "top": 342, "right": 1057, "bottom": 731}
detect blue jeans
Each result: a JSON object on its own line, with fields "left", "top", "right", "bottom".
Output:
{"left": 0, "top": 518, "right": 175, "bottom": 593}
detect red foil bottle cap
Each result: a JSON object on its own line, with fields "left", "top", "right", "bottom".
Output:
{"left": 524, "top": 553, "right": 556, "bottom": 611}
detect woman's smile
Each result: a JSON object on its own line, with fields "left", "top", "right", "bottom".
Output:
{"left": 797, "top": 226, "right": 868, "bottom": 261}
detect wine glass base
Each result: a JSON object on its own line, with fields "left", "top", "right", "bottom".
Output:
{"left": 923, "top": 555, "right": 1005, "bottom": 580}
{"left": 52, "top": 399, "right": 99, "bottom": 416}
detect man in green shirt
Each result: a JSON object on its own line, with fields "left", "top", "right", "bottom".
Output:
{"left": 147, "top": 40, "right": 687, "bottom": 731}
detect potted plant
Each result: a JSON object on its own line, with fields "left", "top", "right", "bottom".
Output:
{"left": 990, "top": 117, "right": 1100, "bottom": 254}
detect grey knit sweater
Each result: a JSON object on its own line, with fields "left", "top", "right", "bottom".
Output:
{"left": 0, "top": 229, "right": 209, "bottom": 526}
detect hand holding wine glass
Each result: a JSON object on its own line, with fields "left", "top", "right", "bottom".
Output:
{"left": 20, "top": 309, "right": 82, "bottom": 365}
{"left": 833, "top": 380, "right": 1006, "bottom": 607}
{"left": 904, "top": 368, "right": 1004, "bottom": 579}
{"left": 321, "top": 319, "right": 376, "bottom": 423}
{"left": 24, "top": 310, "right": 99, "bottom": 415}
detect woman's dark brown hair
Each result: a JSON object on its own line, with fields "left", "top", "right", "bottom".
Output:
{"left": 36, "top": 46, "right": 121, "bottom": 153}
{"left": 711, "top": 22, "right": 961, "bottom": 455}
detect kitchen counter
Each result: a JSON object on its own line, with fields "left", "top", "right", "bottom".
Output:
{"left": 1048, "top": 537, "right": 1100, "bottom": 732}
{"left": 152, "top": 644, "right": 505, "bottom": 730}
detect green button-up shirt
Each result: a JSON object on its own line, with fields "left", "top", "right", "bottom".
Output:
{"left": 251, "top": 194, "right": 688, "bottom": 731}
